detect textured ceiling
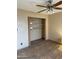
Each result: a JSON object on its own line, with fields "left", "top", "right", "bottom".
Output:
{"left": 17, "top": 0, "right": 62, "bottom": 14}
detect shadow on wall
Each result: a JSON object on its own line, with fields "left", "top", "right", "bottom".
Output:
{"left": 55, "top": 31, "right": 62, "bottom": 43}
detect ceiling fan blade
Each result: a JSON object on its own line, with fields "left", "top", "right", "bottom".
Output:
{"left": 37, "top": 9, "right": 47, "bottom": 13}
{"left": 36, "top": 5, "right": 47, "bottom": 7}
{"left": 54, "top": 7, "right": 62, "bottom": 10}
{"left": 53, "top": 1, "right": 62, "bottom": 7}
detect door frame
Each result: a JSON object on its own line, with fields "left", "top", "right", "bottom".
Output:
{"left": 28, "top": 17, "right": 46, "bottom": 46}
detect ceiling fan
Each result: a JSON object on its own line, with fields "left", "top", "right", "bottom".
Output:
{"left": 36, "top": 0, "right": 62, "bottom": 13}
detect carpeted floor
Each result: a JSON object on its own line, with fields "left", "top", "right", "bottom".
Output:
{"left": 17, "top": 39, "right": 62, "bottom": 59}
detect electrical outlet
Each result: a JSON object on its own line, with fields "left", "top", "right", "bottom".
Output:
{"left": 20, "top": 43, "right": 23, "bottom": 45}
{"left": 17, "top": 28, "right": 18, "bottom": 31}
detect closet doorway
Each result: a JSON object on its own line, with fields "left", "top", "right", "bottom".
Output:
{"left": 28, "top": 17, "right": 46, "bottom": 45}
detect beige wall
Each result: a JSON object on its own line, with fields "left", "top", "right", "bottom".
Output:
{"left": 17, "top": 9, "right": 49, "bottom": 40}
{"left": 48, "top": 12, "right": 62, "bottom": 42}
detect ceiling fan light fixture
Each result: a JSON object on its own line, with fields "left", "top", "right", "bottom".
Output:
{"left": 48, "top": 10, "right": 53, "bottom": 14}
{"left": 48, "top": 10, "right": 55, "bottom": 14}
{"left": 36, "top": 0, "right": 62, "bottom": 14}
{"left": 47, "top": 8, "right": 55, "bottom": 14}
{"left": 53, "top": 11, "right": 55, "bottom": 13}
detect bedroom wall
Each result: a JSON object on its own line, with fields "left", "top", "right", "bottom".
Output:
{"left": 17, "top": 9, "right": 49, "bottom": 50}
{"left": 17, "top": 9, "right": 49, "bottom": 40}
{"left": 17, "top": 15, "right": 29, "bottom": 50}
{"left": 48, "top": 12, "right": 62, "bottom": 42}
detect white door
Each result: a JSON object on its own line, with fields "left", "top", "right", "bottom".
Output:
{"left": 29, "top": 18, "right": 42, "bottom": 41}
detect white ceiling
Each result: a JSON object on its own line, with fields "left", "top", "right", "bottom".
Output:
{"left": 17, "top": 0, "right": 62, "bottom": 14}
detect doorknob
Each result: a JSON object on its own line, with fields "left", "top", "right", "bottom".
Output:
{"left": 30, "top": 22, "right": 32, "bottom": 24}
